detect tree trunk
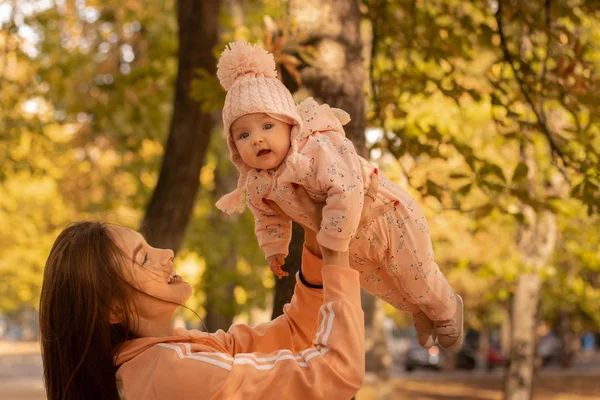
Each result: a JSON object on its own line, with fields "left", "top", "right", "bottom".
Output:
{"left": 274, "top": 0, "right": 368, "bottom": 315}
{"left": 280, "top": 2, "right": 391, "bottom": 397}
{"left": 479, "top": 327, "right": 489, "bottom": 371}
{"left": 271, "top": 222, "right": 304, "bottom": 319}
{"left": 362, "top": 291, "right": 393, "bottom": 398}
{"left": 288, "top": 0, "right": 366, "bottom": 152}
{"left": 556, "top": 308, "right": 575, "bottom": 368}
{"left": 504, "top": 138, "right": 558, "bottom": 400}
{"left": 140, "top": 0, "right": 220, "bottom": 252}
{"left": 501, "top": 310, "right": 512, "bottom": 359}
{"left": 504, "top": 207, "right": 557, "bottom": 400}
{"left": 204, "top": 247, "right": 237, "bottom": 332}
{"left": 203, "top": 135, "right": 241, "bottom": 332}
{"left": 504, "top": 273, "right": 542, "bottom": 400}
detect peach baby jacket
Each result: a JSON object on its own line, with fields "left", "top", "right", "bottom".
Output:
{"left": 245, "top": 98, "right": 367, "bottom": 258}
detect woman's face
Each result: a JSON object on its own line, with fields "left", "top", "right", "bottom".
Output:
{"left": 109, "top": 226, "right": 192, "bottom": 312}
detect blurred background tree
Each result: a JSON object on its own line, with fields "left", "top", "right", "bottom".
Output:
{"left": 0, "top": 0, "right": 598, "bottom": 399}
{"left": 363, "top": 1, "right": 599, "bottom": 397}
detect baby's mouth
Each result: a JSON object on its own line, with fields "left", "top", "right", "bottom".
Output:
{"left": 257, "top": 149, "right": 271, "bottom": 157}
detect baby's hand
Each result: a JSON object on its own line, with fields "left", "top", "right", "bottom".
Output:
{"left": 267, "top": 254, "right": 288, "bottom": 279}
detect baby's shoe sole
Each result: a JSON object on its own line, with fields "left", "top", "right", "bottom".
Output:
{"left": 437, "top": 294, "right": 464, "bottom": 351}
{"left": 413, "top": 311, "right": 436, "bottom": 349}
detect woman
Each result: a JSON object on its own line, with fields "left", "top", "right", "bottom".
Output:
{"left": 39, "top": 172, "right": 393, "bottom": 400}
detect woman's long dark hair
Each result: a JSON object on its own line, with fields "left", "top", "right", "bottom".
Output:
{"left": 39, "top": 221, "right": 138, "bottom": 400}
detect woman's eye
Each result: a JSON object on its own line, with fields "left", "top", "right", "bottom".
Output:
{"left": 239, "top": 132, "right": 249, "bottom": 139}
{"left": 264, "top": 124, "right": 273, "bottom": 130}
{"left": 142, "top": 253, "right": 149, "bottom": 264}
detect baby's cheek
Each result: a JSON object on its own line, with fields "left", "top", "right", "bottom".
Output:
{"left": 240, "top": 147, "right": 254, "bottom": 162}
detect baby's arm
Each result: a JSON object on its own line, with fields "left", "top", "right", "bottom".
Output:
{"left": 303, "top": 132, "right": 364, "bottom": 258}
{"left": 247, "top": 198, "right": 292, "bottom": 277}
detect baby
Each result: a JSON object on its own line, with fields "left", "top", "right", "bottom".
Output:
{"left": 215, "top": 41, "right": 463, "bottom": 350}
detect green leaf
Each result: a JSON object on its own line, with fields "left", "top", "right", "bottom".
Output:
{"left": 480, "top": 180, "right": 505, "bottom": 192}
{"left": 511, "top": 162, "right": 529, "bottom": 184}
{"left": 473, "top": 203, "right": 495, "bottom": 218}
{"left": 458, "top": 183, "right": 472, "bottom": 196}
{"left": 479, "top": 163, "right": 506, "bottom": 183}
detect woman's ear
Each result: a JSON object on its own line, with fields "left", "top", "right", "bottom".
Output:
{"left": 109, "top": 303, "right": 124, "bottom": 324}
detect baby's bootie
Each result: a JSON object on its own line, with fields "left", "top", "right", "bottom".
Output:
{"left": 433, "top": 294, "right": 464, "bottom": 351}
{"left": 412, "top": 311, "right": 436, "bottom": 349}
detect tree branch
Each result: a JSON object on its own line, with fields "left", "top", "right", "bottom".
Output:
{"left": 495, "top": 0, "right": 569, "bottom": 169}
{"left": 367, "top": 1, "right": 383, "bottom": 125}
{"left": 540, "top": 0, "right": 552, "bottom": 85}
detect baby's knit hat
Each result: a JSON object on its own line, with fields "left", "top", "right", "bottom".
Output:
{"left": 215, "top": 41, "right": 303, "bottom": 214}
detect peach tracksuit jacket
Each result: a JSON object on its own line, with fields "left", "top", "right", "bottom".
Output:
{"left": 246, "top": 98, "right": 456, "bottom": 321}
{"left": 115, "top": 249, "right": 364, "bottom": 400}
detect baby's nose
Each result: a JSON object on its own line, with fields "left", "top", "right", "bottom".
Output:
{"left": 252, "top": 136, "right": 264, "bottom": 145}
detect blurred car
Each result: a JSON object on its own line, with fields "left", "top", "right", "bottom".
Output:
{"left": 483, "top": 332, "right": 562, "bottom": 370}
{"left": 486, "top": 345, "right": 505, "bottom": 371}
{"left": 385, "top": 319, "right": 412, "bottom": 362}
{"left": 455, "top": 343, "right": 477, "bottom": 370}
{"left": 538, "top": 332, "right": 562, "bottom": 366}
{"left": 405, "top": 343, "right": 444, "bottom": 371}
{"left": 455, "top": 330, "right": 478, "bottom": 370}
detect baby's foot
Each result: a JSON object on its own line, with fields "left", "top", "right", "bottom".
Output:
{"left": 434, "top": 294, "right": 464, "bottom": 351}
{"left": 413, "top": 311, "right": 436, "bottom": 349}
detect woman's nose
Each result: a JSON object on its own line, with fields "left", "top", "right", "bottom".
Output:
{"left": 161, "top": 249, "right": 175, "bottom": 264}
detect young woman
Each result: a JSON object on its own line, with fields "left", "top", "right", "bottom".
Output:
{"left": 39, "top": 172, "right": 393, "bottom": 400}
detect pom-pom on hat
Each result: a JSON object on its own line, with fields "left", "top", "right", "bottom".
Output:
{"left": 216, "top": 41, "right": 303, "bottom": 214}
{"left": 217, "top": 42, "right": 277, "bottom": 91}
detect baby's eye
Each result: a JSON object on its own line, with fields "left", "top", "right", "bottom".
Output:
{"left": 239, "top": 132, "right": 249, "bottom": 139}
{"left": 264, "top": 123, "right": 273, "bottom": 130}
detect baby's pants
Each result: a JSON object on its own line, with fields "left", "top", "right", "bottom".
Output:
{"left": 349, "top": 197, "right": 456, "bottom": 322}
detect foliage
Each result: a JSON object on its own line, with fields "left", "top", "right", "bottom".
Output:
{"left": 541, "top": 203, "right": 600, "bottom": 329}
{"left": 364, "top": 0, "right": 600, "bottom": 331}
{"left": 365, "top": 0, "right": 599, "bottom": 216}
{"left": 0, "top": 0, "right": 598, "bottom": 337}
{"left": 0, "top": 174, "right": 75, "bottom": 314}
{"left": 0, "top": 0, "right": 179, "bottom": 313}
{"left": 182, "top": 133, "right": 272, "bottom": 322}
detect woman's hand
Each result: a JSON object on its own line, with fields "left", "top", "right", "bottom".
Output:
{"left": 320, "top": 248, "right": 350, "bottom": 268}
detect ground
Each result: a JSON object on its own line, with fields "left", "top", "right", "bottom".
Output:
{"left": 357, "top": 352, "right": 600, "bottom": 400}
{"left": 357, "top": 369, "right": 600, "bottom": 399}
{"left": 2, "top": 341, "right": 599, "bottom": 399}
{"left": 0, "top": 342, "right": 44, "bottom": 400}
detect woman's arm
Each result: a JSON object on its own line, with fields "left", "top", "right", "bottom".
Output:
{"left": 177, "top": 246, "right": 325, "bottom": 355}
{"left": 137, "top": 172, "right": 396, "bottom": 400}
{"left": 149, "top": 263, "right": 365, "bottom": 400}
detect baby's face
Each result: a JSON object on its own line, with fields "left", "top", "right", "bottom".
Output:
{"left": 231, "top": 113, "right": 292, "bottom": 170}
